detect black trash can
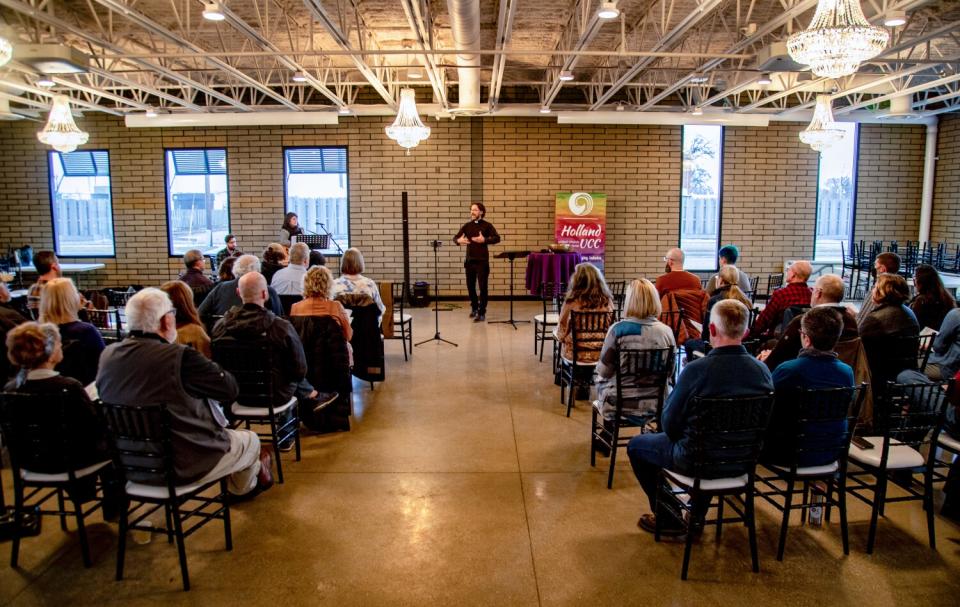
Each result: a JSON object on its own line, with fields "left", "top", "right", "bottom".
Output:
{"left": 411, "top": 281, "right": 430, "bottom": 307}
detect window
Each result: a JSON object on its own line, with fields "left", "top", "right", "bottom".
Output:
{"left": 48, "top": 150, "right": 115, "bottom": 257}
{"left": 165, "top": 149, "right": 230, "bottom": 256}
{"left": 284, "top": 147, "right": 349, "bottom": 255}
{"left": 680, "top": 125, "right": 723, "bottom": 271}
{"left": 814, "top": 123, "right": 859, "bottom": 262}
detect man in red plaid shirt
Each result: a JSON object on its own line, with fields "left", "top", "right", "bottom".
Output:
{"left": 748, "top": 260, "right": 813, "bottom": 340}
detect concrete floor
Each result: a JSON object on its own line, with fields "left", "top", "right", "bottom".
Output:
{"left": 2, "top": 300, "right": 959, "bottom": 605}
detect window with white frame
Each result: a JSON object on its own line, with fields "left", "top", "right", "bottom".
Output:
{"left": 680, "top": 125, "right": 723, "bottom": 271}
{"left": 48, "top": 150, "right": 116, "bottom": 257}
{"left": 284, "top": 147, "right": 349, "bottom": 255}
{"left": 165, "top": 149, "right": 230, "bottom": 256}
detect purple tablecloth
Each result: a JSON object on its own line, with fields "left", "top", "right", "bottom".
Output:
{"left": 525, "top": 252, "right": 583, "bottom": 296}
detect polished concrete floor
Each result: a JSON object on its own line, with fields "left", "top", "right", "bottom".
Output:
{"left": 2, "top": 300, "right": 959, "bottom": 605}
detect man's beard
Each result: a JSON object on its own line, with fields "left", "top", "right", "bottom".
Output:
{"left": 664, "top": 263, "right": 671, "bottom": 273}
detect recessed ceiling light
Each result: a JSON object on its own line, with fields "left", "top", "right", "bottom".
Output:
{"left": 36, "top": 77, "right": 56, "bottom": 88}
{"left": 339, "top": 106, "right": 351, "bottom": 115}
{"left": 292, "top": 71, "right": 307, "bottom": 82}
{"left": 884, "top": 10, "right": 907, "bottom": 27}
{"left": 691, "top": 106, "right": 703, "bottom": 116}
{"left": 203, "top": 2, "right": 226, "bottom": 21}
{"left": 597, "top": 1, "right": 620, "bottom": 20}
{"left": 559, "top": 70, "right": 574, "bottom": 82}
{"left": 757, "top": 72, "right": 772, "bottom": 85}
{"left": 539, "top": 106, "right": 551, "bottom": 114}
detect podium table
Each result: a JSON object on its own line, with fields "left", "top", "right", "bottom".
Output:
{"left": 489, "top": 251, "right": 531, "bottom": 329}
{"left": 525, "top": 252, "right": 582, "bottom": 296}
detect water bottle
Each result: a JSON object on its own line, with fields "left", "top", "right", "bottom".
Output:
{"left": 808, "top": 481, "right": 826, "bottom": 527}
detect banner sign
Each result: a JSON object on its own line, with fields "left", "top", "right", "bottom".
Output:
{"left": 555, "top": 192, "right": 607, "bottom": 271}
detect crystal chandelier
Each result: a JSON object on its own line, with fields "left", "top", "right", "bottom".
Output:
{"left": 385, "top": 88, "right": 430, "bottom": 154}
{"left": 0, "top": 34, "right": 11, "bottom": 68}
{"left": 37, "top": 95, "right": 89, "bottom": 153}
{"left": 800, "top": 95, "right": 846, "bottom": 152}
{"left": 787, "top": 0, "right": 890, "bottom": 79}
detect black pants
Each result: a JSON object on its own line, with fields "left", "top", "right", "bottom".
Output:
{"left": 465, "top": 259, "right": 490, "bottom": 314}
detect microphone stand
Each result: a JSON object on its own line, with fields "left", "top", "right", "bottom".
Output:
{"left": 415, "top": 239, "right": 457, "bottom": 348}
{"left": 315, "top": 222, "right": 345, "bottom": 276}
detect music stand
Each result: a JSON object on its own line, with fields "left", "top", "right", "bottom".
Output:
{"left": 489, "top": 251, "right": 531, "bottom": 330}
{"left": 293, "top": 234, "right": 329, "bottom": 250}
{"left": 415, "top": 239, "right": 458, "bottom": 348}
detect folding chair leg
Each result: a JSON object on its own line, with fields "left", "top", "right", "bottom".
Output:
{"left": 294, "top": 405, "right": 302, "bottom": 463}
{"left": 839, "top": 476, "right": 850, "bottom": 555}
{"left": 681, "top": 504, "right": 697, "bottom": 580}
{"left": 165, "top": 504, "right": 174, "bottom": 543}
{"left": 607, "top": 423, "right": 619, "bottom": 490}
{"left": 716, "top": 496, "right": 724, "bottom": 540}
{"left": 925, "top": 469, "right": 937, "bottom": 550}
{"left": 590, "top": 409, "right": 598, "bottom": 468}
{"left": 746, "top": 490, "right": 760, "bottom": 573}
{"left": 270, "top": 417, "right": 284, "bottom": 484}
{"left": 867, "top": 474, "right": 888, "bottom": 554}
{"left": 566, "top": 377, "right": 575, "bottom": 417}
{"left": 58, "top": 489, "right": 68, "bottom": 531}
{"left": 10, "top": 491, "right": 23, "bottom": 568}
{"left": 171, "top": 502, "right": 191, "bottom": 591}
{"left": 116, "top": 500, "right": 129, "bottom": 580}
{"left": 777, "top": 480, "right": 796, "bottom": 561}
{"left": 72, "top": 495, "right": 93, "bottom": 568}
{"left": 221, "top": 479, "right": 233, "bottom": 551}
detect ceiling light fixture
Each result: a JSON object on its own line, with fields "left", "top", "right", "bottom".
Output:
{"left": 597, "top": 1, "right": 620, "bottom": 20}
{"left": 37, "top": 95, "right": 88, "bottom": 153}
{"left": 292, "top": 71, "right": 307, "bottom": 83}
{"left": 339, "top": 106, "right": 351, "bottom": 115}
{"left": 615, "top": 103, "right": 625, "bottom": 111}
{"left": 559, "top": 70, "right": 574, "bottom": 82}
{"left": 800, "top": 95, "right": 845, "bottom": 152}
{"left": 408, "top": 66, "right": 423, "bottom": 80}
{"left": 757, "top": 72, "right": 772, "bottom": 85}
{"left": 385, "top": 88, "right": 430, "bottom": 154}
{"left": 0, "top": 33, "right": 12, "bottom": 68}
{"left": 202, "top": 2, "right": 226, "bottom": 21}
{"left": 691, "top": 106, "right": 703, "bottom": 116}
{"left": 35, "top": 77, "right": 56, "bottom": 88}
{"left": 787, "top": 0, "right": 889, "bottom": 79}
{"left": 145, "top": 107, "right": 158, "bottom": 118}
{"left": 883, "top": 10, "right": 907, "bottom": 27}
{"left": 690, "top": 75, "right": 709, "bottom": 84}
{"left": 539, "top": 106, "right": 551, "bottom": 114}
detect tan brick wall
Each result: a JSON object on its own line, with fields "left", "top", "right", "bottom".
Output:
{"left": 855, "top": 124, "right": 924, "bottom": 246}
{"left": 932, "top": 114, "right": 960, "bottom": 243}
{"left": 0, "top": 114, "right": 930, "bottom": 294}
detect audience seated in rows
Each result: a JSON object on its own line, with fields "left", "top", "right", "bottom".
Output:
{"left": 272, "top": 242, "right": 310, "bottom": 296}
{"left": 910, "top": 263, "right": 957, "bottom": 332}
{"left": 261, "top": 243, "right": 288, "bottom": 285}
{"left": 332, "top": 248, "right": 386, "bottom": 323}
{"left": 856, "top": 252, "right": 901, "bottom": 325}
{"left": 556, "top": 262, "right": 614, "bottom": 363}
{"left": 161, "top": 280, "right": 212, "bottom": 358}
{"left": 96, "top": 288, "right": 272, "bottom": 497}
{"left": 0, "top": 282, "right": 28, "bottom": 379}
{"left": 26, "top": 250, "right": 61, "bottom": 313}
{"left": 654, "top": 248, "right": 702, "bottom": 297}
{"left": 683, "top": 266, "right": 751, "bottom": 357}
{"left": 198, "top": 254, "right": 282, "bottom": 325}
{"left": 747, "top": 260, "right": 813, "bottom": 341}
{"left": 704, "top": 244, "right": 752, "bottom": 294}
{"left": 215, "top": 233, "right": 242, "bottom": 271}
{"left": 5, "top": 321, "right": 121, "bottom": 515}
{"left": 594, "top": 278, "right": 675, "bottom": 421}
{"left": 759, "top": 274, "right": 858, "bottom": 371}
{"left": 179, "top": 249, "right": 214, "bottom": 290}
{"left": 762, "top": 306, "right": 855, "bottom": 468}
{"left": 628, "top": 299, "right": 773, "bottom": 535}
{"left": 39, "top": 277, "right": 105, "bottom": 386}
{"left": 926, "top": 307, "right": 960, "bottom": 381}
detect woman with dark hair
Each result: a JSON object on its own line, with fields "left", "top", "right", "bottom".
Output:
{"left": 555, "top": 263, "right": 614, "bottom": 363}
{"left": 261, "top": 243, "right": 288, "bottom": 284}
{"left": 161, "top": 280, "right": 212, "bottom": 358}
{"left": 218, "top": 256, "right": 237, "bottom": 282}
{"left": 279, "top": 212, "right": 304, "bottom": 247}
{"left": 860, "top": 273, "right": 921, "bottom": 388}
{"left": 910, "top": 263, "right": 956, "bottom": 331}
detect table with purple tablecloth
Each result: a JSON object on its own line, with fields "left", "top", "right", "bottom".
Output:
{"left": 525, "top": 251, "right": 583, "bottom": 296}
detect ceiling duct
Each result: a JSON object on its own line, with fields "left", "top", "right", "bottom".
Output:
{"left": 877, "top": 95, "right": 921, "bottom": 120}
{"left": 756, "top": 41, "right": 806, "bottom": 73}
{"left": 446, "top": 0, "right": 482, "bottom": 115}
{"left": 0, "top": 98, "right": 25, "bottom": 120}
{"left": 16, "top": 44, "right": 89, "bottom": 73}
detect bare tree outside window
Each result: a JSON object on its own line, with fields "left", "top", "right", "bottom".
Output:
{"left": 680, "top": 126, "right": 723, "bottom": 270}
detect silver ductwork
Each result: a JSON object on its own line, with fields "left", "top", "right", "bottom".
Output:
{"left": 446, "top": 0, "right": 481, "bottom": 113}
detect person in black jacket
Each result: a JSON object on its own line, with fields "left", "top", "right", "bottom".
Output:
{"left": 453, "top": 202, "right": 501, "bottom": 322}
{"left": 197, "top": 254, "right": 283, "bottom": 327}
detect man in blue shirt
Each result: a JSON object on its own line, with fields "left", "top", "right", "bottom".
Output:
{"left": 628, "top": 299, "right": 773, "bottom": 535}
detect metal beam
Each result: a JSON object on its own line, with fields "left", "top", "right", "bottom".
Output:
{"left": 488, "top": 0, "right": 518, "bottom": 111}
{"left": 834, "top": 72, "right": 960, "bottom": 114}
{"left": 86, "top": 66, "right": 205, "bottom": 112}
{"left": 399, "top": 0, "right": 449, "bottom": 109}
{"left": 542, "top": 0, "right": 606, "bottom": 107}
{"left": 0, "top": 77, "right": 124, "bottom": 115}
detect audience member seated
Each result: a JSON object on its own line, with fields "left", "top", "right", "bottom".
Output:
{"left": 594, "top": 278, "right": 676, "bottom": 421}
{"left": 556, "top": 262, "right": 614, "bottom": 363}
{"left": 272, "top": 242, "right": 310, "bottom": 296}
{"left": 1, "top": 282, "right": 28, "bottom": 380}
{"left": 39, "top": 278, "right": 105, "bottom": 386}
{"left": 910, "top": 263, "right": 956, "bottom": 332}
{"left": 856, "top": 252, "right": 901, "bottom": 324}
{"left": 179, "top": 249, "right": 214, "bottom": 290}
{"left": 704, "top": 244, "right": 752, "bottom": 294}
{"left": 747, "top": 260, "right": 813, "bottom": 341}
{"left": 215, "top": 233, "right": 242, "bottom": 270}
{"left": 161, "top": 280, "right": 212, "bottom": 358}
{"left": 97, "top": 288, "right": 272, "bottom": 499}
{"left": 198, "top": 254, "right": 283, "bottom": 326}
{"left": 211, "top": 272, "right": 323, "bottom": 431}
{"left": 627, "top": 300, "right": 773, "bottom": 535}
{"left": 859, "top": 273, "right": 920, "bottom": 388}
{"left": 926, "top": 307, "right": 960, "bottom": 381}
{"left": 684, "top": 266, "right": 751, "bottom": 357}
{"left": 5, "top": 321, "right": 121, "bottom": 516}
{"left": 217, "top": 256, "right": 237, "bottom": 283}
{"left": 332, "top": 248, "right": 386, "bottom": 322}
{"left": 309, "top": 250, "right": 326, "bottom": 268}
{"left": 761, "top": 307, "right": 854, "bottom": 467}
{"left": 759, "top": 274, "right": 858, "bottom": 371}
{"left": 261, "top": 243, "right": 288, "bottom": 285}
{"left": 654, "top": 248, "right": 702, "bottom": 297}
{"left": 26, "top": 249, "right": 61, "bottom": 313}
{"left": 291, "top": 266, "right": 353, "bottom": 345}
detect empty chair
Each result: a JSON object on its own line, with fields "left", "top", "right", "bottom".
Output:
{"left": 278, "top": 294, "right": 303, "bottom": 317}
{"left": 389, "top": 282, "right": 413, "bottom": 361}
{"left": 533, "top": 281, "right": 564, "bottom": 361}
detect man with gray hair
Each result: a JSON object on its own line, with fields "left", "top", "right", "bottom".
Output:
{"left": 179, "top": 249, "right": 213, "bottom": 290}
{"left": 198, "top": 253, "right": 282, "bottom": 326}
{"left": 96, "top": 288, "right": 273, "bottom": 498}
{"left": 271, "top": 242, "right": 310, "bottom": 296}
{"left": 747, "top": 260, "right": 814, "bottom": 341}
{"left": 627, "top": 299, "right": 773, "bottom": 536}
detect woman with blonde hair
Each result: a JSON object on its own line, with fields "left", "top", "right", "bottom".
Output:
{"left": 38, "top": 277, "right": 104, "bottom": 385}
{"left": 704, "top": 265, "right": 752, "bottom": 327}
{"left": 291, "top": 266, "right": 353, "bottom": 343}
{"left": 160, "top": 280, "right": 212, "bottom": 358}
{"left": 331, "top": 248, "right": 385, "bottom": 321}
{"left": 594, "top": 278, "right": 676, "bottom": 421}
{"left": 555, "top": 262, "right": 614, "bottom": 363}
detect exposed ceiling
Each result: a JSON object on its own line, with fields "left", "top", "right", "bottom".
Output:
{"left": 0, "top": 0, "right": 958, "bottom": 121}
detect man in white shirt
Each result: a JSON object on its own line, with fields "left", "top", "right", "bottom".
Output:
{"left": 271, "top": 242, "right": 310, "bottom": 296}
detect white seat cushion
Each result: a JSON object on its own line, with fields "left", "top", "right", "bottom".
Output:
{"left": 125, "top": 480, "right": 206, "bottom": 499}
{"left": 21, "top": 459, "right": 112, "bottom": 483}
{"left": 848, "top": 436, "right": 924, "bottom": 470}
{"left": 533, "top": 313, "right": 559, "bottom": 325}
{"left": 231, "top": 395, "right": 297, "bottom": 418}
{"left": 560, "top": 356, "right": 599, "bottom": 367}
{"left": 393, "top": 312, "right": 412, "bottom": 323}
{"left": 664, "top": 469, "right": 749, "bottom": 491}
{"left": 938, "top": 431, "right": 960, "bottom": 453}
{"left": 768, "top": 461, "right": 839, "bottom": 477}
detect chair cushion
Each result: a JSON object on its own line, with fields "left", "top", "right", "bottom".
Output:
{"left": 21, "top": 459, "right": 112, "bottom": 483}
{"left": 848, "top": 436, "right": 924, "bottom": 470}
{"left": 664, "top": 469, "right": 749, "bottom": 491}
{"left": 767, "top": 461, "right": 839, "bottom": 477}
{"left": 393, "top": 312, "right": 412, "bottom": 323}
{"left": 938, "top": 431, "right": 960, "bottom": 453}
{"left": 125, "top": 480, "right": 206, "bottom": 499}
{"left": 560, "top": 356, "right": 599, "bottom": 367}
{"left": 533, "top": 313, "right": 559, "bottom": 324}
{"left": 231, "top": 395, "right": 297, "bottom": 418}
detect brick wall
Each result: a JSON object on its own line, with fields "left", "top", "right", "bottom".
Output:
{"left": 0, "top": 114, "right": 929, "bottom": 295}
{"left": 932, "top": 114, "right": 960, "bottom": 243}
